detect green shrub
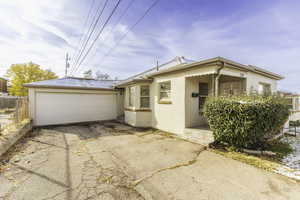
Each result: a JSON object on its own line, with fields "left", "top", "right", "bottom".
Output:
{"left": 204, "top": 95, "right": 290, "bottom": 149}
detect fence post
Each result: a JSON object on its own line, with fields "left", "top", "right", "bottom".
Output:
{"left": 15, "top": 98, "right": 19, "bottom": 124}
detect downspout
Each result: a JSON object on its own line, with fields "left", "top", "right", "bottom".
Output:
{"left": 215, "top": 61, "right": 225, "bottom": 97}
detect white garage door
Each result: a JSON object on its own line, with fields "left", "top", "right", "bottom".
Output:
{"left": 35, "top": 92, "right": 117, "bottom": 126}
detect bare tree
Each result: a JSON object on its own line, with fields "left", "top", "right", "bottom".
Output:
{"left": 95, "top": 70, "right": 111, "bottom": 80}
{"left": 83, "top": 70, "right": 93, "bottom": 79}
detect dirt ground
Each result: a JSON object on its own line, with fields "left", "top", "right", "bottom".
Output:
{"left": 1, "top": 121, "right": 300, "bottom": 200}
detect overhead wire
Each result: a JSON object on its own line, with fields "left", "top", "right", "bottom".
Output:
{"left": 72, "top": 0, "right": 123, "bottom": 75}
{"left": 69, "top": 0, "right": 95, "bottom": 73}
{"left": 70, "top": 0, "right": 109, "bottom": 74}
{"left": 90, "top": 0, "right": 160, "bottom": 71}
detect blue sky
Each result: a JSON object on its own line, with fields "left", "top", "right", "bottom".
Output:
{"left": 0, "top": 0, "right": 299, "bottom": 92}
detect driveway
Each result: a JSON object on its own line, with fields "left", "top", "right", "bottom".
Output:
{"left": 0, "top": 121, "right": 300, "bottom": 200}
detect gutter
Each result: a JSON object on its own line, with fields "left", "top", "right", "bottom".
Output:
{"left": 23, "top": 84, "right": 116, "bottom": 91}
{"left": 215, "top": 61, "right": 225, "bottom": 97}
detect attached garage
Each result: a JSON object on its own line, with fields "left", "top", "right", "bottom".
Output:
{"left": 24, "top": 77, "right": 123, "bottom": 126}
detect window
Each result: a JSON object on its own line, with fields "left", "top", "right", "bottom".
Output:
{"left": 140, "top": 85, "right": 150, "bottom": 108}
{"left": 159, "top": 81, "right": 171, "bottom": 102}
{"left": 199, "top": 83, "right": 209, "bottom": 110}
{"left": 258, "top": 83, "right": 271, "bottom": 95}
{"left": 287, "top": 98, "right": 293, "bottom": 110}
{"left": 219, "top": 81, "right": 244, "bottom": 96}
{"left": 129, "top": 86, "right": 135, "bottom": 107}
{"left": 295, "top": 97, "right": 299, "bottom": 111}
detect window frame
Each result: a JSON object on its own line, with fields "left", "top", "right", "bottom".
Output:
{"left": 128, "top": 86, "right": 134, "bottom": 107}
{"left": 258, "top": 82, "right": 271, "bottom": 95}
{"left": 158, "top": 81, "right": 171, "bottom": 104}
{"left": 140, "top": 85, "right": 150, "bottom": 108}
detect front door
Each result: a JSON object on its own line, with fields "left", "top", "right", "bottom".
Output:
{"left": 199, "top": 82, "right": 209, "bottom": 111}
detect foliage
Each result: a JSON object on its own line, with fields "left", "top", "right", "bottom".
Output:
{"left": 5, "top": 62, "right": 58, "bottom": 96}
{"left": 265, "top": 140, "right": 293, "bottom": 160}
{"left": 95, "top": 70, "right": 111, "bottom": 80}
{"left": 209, "top": 149, "right": 279, "bottom": 171}
{"left": 83, "top": 69, "right": 93, "bottom": 79}
{"left": 290, "top": 120, "right": 300, "bottom": 127}
{"left": 204, "top": 95, "right": 290, "bottom": 149}
{"left": 83, "top": 69, "right": 112, "bottom": 80}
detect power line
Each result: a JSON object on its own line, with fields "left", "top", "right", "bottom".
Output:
{"left": 70, "top": 0, "right": 109, "bottom": 74}
{"left": 104, "top": 0, "right": 136, "bottom": 40}
{"left": 72, "top": 0, "right": 123, "bottom": 75}
{"left": 91, "top": 0, "right": 160, "bottom": 71}
{"left": 84, "top": 0, "right": 136, "bottom": 66}
{"left": 70, "top": 0, "right": 95, "bottom": 73}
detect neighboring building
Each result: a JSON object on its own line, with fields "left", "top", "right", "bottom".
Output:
{"left": 278, "top": 91, "right": 300, "bottom": 125}
{"left": 278, "top": 91, "right": 300, "bottom": 111}
{"left": 0, "top": 77, "right": 8, "bottom": 95}
{"left": 25, "top": 56, "right": 283, "bottom": 143}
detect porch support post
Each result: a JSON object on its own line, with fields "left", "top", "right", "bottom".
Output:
{"left": 215, "top": 61, "right": 225, "bottom": 97}
{"left": 211, "top": 74, "right": 215, "bottom": 97}
{"left": 215, "top": 76, "right": 219, "bottom": 97}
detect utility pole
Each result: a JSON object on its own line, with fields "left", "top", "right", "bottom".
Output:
{"left": 65, "top": 53, "right": 70, "bottom": 77}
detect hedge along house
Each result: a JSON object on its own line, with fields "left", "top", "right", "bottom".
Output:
{"left": 25, "top": 57, "right": 283, "bottom": 145}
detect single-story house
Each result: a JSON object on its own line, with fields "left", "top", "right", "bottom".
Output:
{"left": 25, "top": 56, "right": 283, "bottom": 141}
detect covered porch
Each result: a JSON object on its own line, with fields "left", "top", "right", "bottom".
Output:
{"left": 184, "top": 73, "right": 246, "bottom": 145}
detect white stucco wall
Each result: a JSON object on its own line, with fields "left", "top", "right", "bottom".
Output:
{"left": 125, "top": 110, "right": 152, "bottom": 127}
{"left": 246, "top": 72, "right": 277, "bottom": 94}
{"left": 151, "top": 73, "right": 186, "bottom": 135}
{"left": 124, "top": 83, "right": 152, "bottom": 127}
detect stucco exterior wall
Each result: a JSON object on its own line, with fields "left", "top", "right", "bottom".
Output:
{"left": 124, "top": 83, "right": 152, "bottom": 127}
{"left": 151, "top": 74, "right": 186, "bottom": 135}
{"left": 125, "top": 110, "right": 152, "bottom": 127}
{"left": 246, "top": 71, "right": 277, "bottom": 94}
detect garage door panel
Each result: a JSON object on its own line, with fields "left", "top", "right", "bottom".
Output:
{"left": 35, "top": 92, "right": 116, "bottom": 126}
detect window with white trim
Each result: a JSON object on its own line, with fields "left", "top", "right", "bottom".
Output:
{"left": 140, "top": 85, "right": 150, "bottom": 108}
{"left": 129, "top": 86, "right": 135, "bottom": 107}
{"left": 258, "top": 83, "right": 271, "bottom": 95}
{"left": 159, "top": 81, "right": 171, "bottom": 101}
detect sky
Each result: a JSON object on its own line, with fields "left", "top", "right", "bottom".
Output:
{"left": 0, "top": 0, "right": 299, "bottom": 92}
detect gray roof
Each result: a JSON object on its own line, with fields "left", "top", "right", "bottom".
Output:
{"left": 24, "top": 77, "right": 120, "bottom": 90}
{"left": 116, "top": 56, "right": 193, "bottom": 86}
{"left": 145, "top": 57, "right": 284, "bottom": 80}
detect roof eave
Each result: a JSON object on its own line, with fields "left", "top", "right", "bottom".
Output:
{"left": 115, "top": 78, "right": 153, "bottom": 87}
{"left": 23, "top": 84, "right": 116, "bottom": 91}
{"left": 146, "top": 57, "right": 284, "bottom": 80}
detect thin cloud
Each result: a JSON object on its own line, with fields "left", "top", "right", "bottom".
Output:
{"left": 0, "top": 0, "right": 299, "bottom": 93}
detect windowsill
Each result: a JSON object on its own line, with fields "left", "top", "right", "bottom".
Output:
{"left": 158, "top": 100, "right": 172, "bottom": 104}
{"left": 125, "top": 107, "right": 151, "bottom": 112}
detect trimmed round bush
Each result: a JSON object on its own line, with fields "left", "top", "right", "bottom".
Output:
{"left": 204, "top": 96, "right": 290, "bottom": 148}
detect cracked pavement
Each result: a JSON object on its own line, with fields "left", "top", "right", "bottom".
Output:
{"left": 1, "top": 121, "right": 300, "bottom": 200}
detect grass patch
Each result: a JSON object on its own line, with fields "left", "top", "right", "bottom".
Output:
{"left": 265, "top": 140, "right": 293, "bottom": 161}
{"left": 209, "top": 139, "right": 294, "bottom": 171}
{"left": 209, "top": 148, "right": 280, "bottom": 171}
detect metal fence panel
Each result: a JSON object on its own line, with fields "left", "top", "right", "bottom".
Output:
{"left": 0, "top": 96, "right": 29, "bottom": 133}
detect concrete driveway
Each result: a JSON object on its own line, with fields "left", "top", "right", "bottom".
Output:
{"left": 0, "top": 121, "right": 300, "bottom": 200}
